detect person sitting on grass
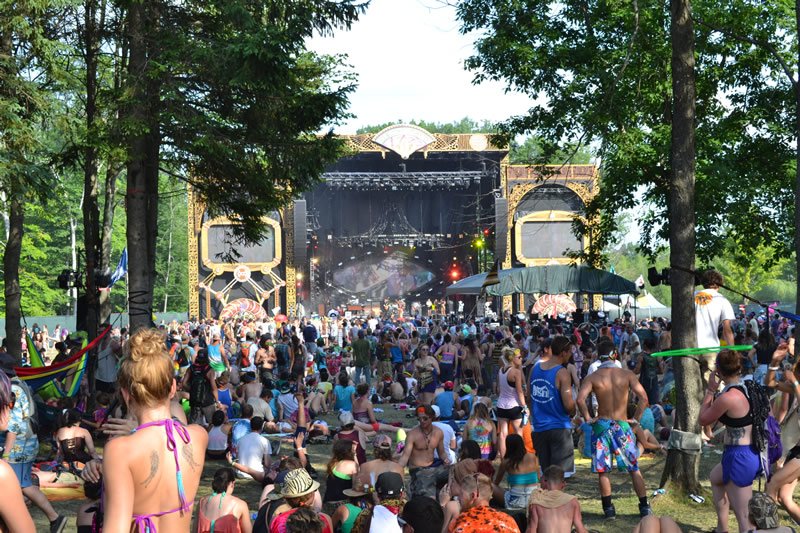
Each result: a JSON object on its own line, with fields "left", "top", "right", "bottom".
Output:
{"left": 527, "top": 465, "right": 587, "bottom": 533}
{"left": 196, "top": 467, "right": 253, "bottom": 533}
{"left": 495, "top": 434, "right": 540, "bottom": 511}
{"left": 55, "top": 408, "right": 100, "bottom": 471}
{"left": 285, "top": 506, "right": 326, "bottom": 533}
{"left": 355, "top": 434, "right": 405, "bottom": 491}
{"left": 398, "top": 496, "right": 444, "bottom": 533}
{"left": 265, "top": 468, "right": 333, "bottom": 533}
{"left": 206, "top": 409, "right": 232, "bottom": 460}
{"left": 626, "top": 403, "right": 666, "bottom": 456}
{"left": 322, "top": 439, "right": 360, "bottom": 515}
{"left": 448, "top": 473, "right": 520, "bottom": 533}
{"left": 331, "top": 487, "right": 370, "bottom": 533}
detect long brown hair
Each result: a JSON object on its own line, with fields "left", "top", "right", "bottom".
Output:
{"left": 327, "top": 438, "right": 355, "bottom": 475}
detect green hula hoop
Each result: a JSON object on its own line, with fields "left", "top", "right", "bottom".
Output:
{"left": 651, "top": 345, "right": 753, "bottom": 357}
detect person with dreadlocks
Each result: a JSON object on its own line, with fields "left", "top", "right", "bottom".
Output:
{"left": 700, "top": 349, "right": 761, "bottom": 533}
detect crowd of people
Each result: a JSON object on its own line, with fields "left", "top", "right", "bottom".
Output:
{"left": 0, "top": 269, "right": 799, "bottom": 532}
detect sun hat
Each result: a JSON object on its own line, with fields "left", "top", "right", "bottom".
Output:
{"left": 749, "top": 492, "right": 779, "bottom": 529}
{"left": 268, "top": 468, "right": 320, "bottom": 499}
{"left": 431, "top": 405, "right": 441, "bottom": 419}
{"left": 342, "top": 487, "right": 368, "bottom": 498}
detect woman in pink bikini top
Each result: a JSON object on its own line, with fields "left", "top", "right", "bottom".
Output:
{"left": 103, "top": 329, "right": 208, "bottom": 532}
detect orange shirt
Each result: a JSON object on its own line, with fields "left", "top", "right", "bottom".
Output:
{"left": 448, "top": 506, "right": 521, "bottom": 533}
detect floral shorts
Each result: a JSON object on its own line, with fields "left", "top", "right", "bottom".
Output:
{"left": 591, "top": 419, "right": 639, "bottom": 473}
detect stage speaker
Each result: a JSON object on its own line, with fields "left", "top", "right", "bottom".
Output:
{"left": 293, "top": 199, "right": 307, "bottom": 268}
{"left": 494, "top": 197, "right": 508, "bottom": 261}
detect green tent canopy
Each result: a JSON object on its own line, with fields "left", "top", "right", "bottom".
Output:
{"left": 446, "top": 265, "right": 639, "bottom": 297}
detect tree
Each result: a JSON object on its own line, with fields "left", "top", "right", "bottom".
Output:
{"left": 660, "top": 0, "right": 702, "bottom": 494}
{"left": 120, "top": 0, "right": 366, "bottom": 331}
{"left": 0, "top": 1, "right": 61, "bottom": 359}
{"left": 714, "top": 238, "right": 790, "bottom": 304}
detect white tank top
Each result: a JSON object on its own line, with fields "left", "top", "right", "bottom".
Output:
{"left": 208, "top": 426, "right": 228, "bottom": 451}
{"left": 497, "top": 367, "right": 521, "bottom": 409}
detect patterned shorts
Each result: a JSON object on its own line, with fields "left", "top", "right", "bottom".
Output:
{"left": 591, "top": 419, "right": 639, "bottom": 473}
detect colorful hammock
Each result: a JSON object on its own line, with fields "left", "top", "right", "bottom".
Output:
{"left": 17, "top": 326, "right": 111, "bottom": 399}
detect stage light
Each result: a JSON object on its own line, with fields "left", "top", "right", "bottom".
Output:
{"left": 483, "top": 228, "right": 490, "bottom": 236}
{"left": 296, "top": 273, "right": 304, "bottom": 280}
{"left": 474, "top": 238, "right": 484, "bottom": 249}
{"left": 450, "top": 269, "right": 460, "bottom": 280}
{"left": 311, "top": 258, "right": 318, "bottom": 265}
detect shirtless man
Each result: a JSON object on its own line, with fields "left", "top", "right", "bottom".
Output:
{"left": 255, "top": 334, "right": 276, "bottom": 384}
{"left": 576, "top": 356, "right": 651, "bottom": 519}
{"left": 398, "top": 405, "right": 452, "bottom": 498}
{"left": 527, "top": 465, "right": 588, "bottom": 533}
{"left": 304, "top": 376, "right": 328, "bottom": 417}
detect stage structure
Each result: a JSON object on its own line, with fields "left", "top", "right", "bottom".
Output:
{"left": 188, "top": 124, "right": 598, "bottom": 319}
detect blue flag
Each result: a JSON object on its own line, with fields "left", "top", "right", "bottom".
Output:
{"left": 109, "top": 248, "right": 127, "bottom": 288}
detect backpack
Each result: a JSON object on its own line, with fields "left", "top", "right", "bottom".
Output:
{"left": 735, "top": 381, "right": 782, "bottom": 478}
{"left": 176, "top": 347, "right": 192, "bottom": 368}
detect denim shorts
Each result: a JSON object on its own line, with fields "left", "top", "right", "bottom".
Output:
{"left": 9, "top": 461, "right": 33, "bottom": 488}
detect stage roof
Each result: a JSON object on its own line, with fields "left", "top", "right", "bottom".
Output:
{"left": 446, "top": 265, "right": 639, "bottom": 297}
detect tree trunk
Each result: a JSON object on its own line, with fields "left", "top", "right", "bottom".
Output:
{"left": 795, "top": 0, "right": 800, "bottom": 315}
{"left": 661, "top": 0, "right": 702, "bottom": 494}
{"left": 125, "top": 0, "right": 160, "bottom": 332}
{"left": 163, "top": 193, "right": 174, "bottom": 313}
{"left": 70, "top": 215, "right": 78, "bottom": 318}
{"left": 3, "top": 191, "right": 24, "bottom": 362}
{"left": 99, "top": 164, "right": 118, "bottom": 323}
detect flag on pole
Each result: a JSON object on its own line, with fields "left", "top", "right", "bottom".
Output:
{"left": 109, "top": 248, "right": 128, "bottom": 288}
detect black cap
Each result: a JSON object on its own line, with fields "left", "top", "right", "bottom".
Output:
{"left": 375, "top": 472, "right": 404, "bottom": 497}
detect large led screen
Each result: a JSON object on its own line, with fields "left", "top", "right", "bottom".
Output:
{"left": 520, "top": 221, "right": 582, "bottom": 259}
{"left": 205, "top": 224, "right": 275, "bottom": 264}
{"left": 331, "top": 252, "right": 434, "bottom": 298}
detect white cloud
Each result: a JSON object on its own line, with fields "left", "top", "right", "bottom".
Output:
{"left": 309, "top": 0, "right": 534, "bottom": 132}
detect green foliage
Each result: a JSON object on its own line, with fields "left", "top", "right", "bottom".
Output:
{"left": 158, "top": 0, "right": 367, "bottom": 246}
{"left": 712, "top": 237, "right": 790, "bottom": 304}
{"left": 456, "top": 0, "right": 797, "bottom": 267}
{"left": 606, "top": 243, "right": 672, "bottom": 306}
{"left": 509, "top": 136, "right": 593, "bottom": 165}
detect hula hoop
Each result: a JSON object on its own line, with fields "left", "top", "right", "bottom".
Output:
{"left": 651, "top": 345, "right": 753, "bottom": 357}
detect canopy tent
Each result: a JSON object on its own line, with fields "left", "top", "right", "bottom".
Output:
{"left": 446, "top": 265, "right": 639, "bottom": 297}
{"left": 636, "top": 292, "right": 666, "bottom": 309}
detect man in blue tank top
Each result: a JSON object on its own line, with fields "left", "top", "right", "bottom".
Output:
{"left": 530, "top": 335, "right": 576, "bottom": 477}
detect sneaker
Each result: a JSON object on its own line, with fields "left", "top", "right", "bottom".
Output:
{"left": 603, "top": 505, "right": 616, "bottom": 520}
{"left": 50, "top": 515, "right": 67, "bottom": 533}
{"left": 639, "top": 503, "right": 653, "bottom": 517}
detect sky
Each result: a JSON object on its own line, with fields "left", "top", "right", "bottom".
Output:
{"left": 308, "top": 0, "right": 534, "bottom": 133}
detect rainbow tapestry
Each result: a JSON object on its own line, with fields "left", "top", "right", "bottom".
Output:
{"left": 17, "top": 326, "right": 111, "bottom": 399}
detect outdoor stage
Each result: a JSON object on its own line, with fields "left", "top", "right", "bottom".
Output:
{"left": 187, "top": 124, "right": 598, "bottom": 319}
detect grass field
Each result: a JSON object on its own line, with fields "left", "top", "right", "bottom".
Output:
{"left": 30, "top": 407, "right": 792, "bottom": 532}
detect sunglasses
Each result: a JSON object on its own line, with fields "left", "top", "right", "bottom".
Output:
{"left": 417, "top": 415, "right": 430, "bottom": 421}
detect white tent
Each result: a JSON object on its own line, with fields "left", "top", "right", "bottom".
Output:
{"left": 636, "top": 292, "right": 666, "bottom": 309}
{"left": 600, "top": 300, "right": 620, "bottom": 311}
